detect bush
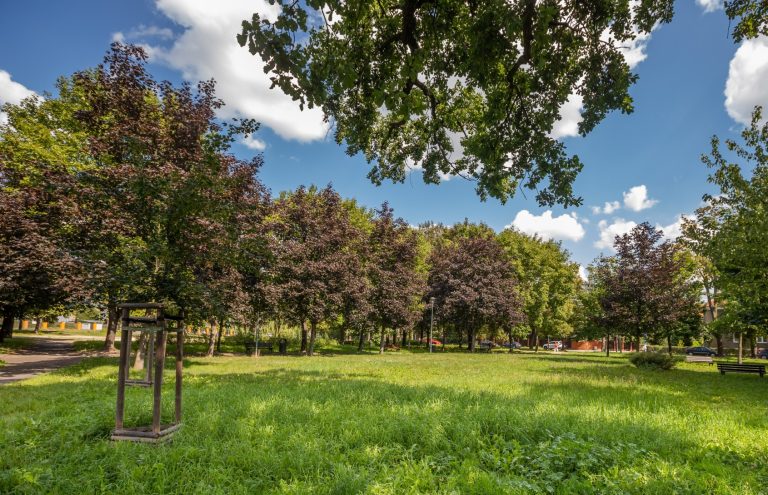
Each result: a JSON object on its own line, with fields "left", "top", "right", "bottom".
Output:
{"left": 629, "top": 351, "right": 678, "bottom": 370}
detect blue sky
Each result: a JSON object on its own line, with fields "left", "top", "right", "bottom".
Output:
{"left": 1, "top": 0, "right": 766, "bottom": 271}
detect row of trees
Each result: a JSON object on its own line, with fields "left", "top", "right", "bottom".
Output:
{"left": 575, "top": 107, "right": 768, "bottom": 359}
{"left": 0, "top": 43, "right": 583, "bottom": 355}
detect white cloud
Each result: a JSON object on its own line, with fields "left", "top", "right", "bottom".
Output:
{"left": 509, "top": 210, "right": 586, "bottom": 242}
{"left": 590, "top": 201, "right": 621, "bottom": 215}
{"left": 623, "top": 185, "right": 658, "bottom": 211}
{"left": 138, "top": 0, "right": 327, "bottom": 143}
{"left": 0, "top": 70, "right": 37, "bottom": 124}
{"left": 725, "top": 35, "right": 768, "bottom": 126}
{"left": 696, "top": 0, "right": 722, "bottom": 13}
{"left": 550, "top": 93, "right": 584, "bottom": 139}
{"left": 578, "top": 265, "right": 588, "bottom": 282}
{"left": 657, "top": 215, "right": 693, "bottom": 241}
{"left": 595, "top": 218, "right": 637, "bottom": 250}
{"left": 242, "top": 135, "right": 266, "bottom": 150}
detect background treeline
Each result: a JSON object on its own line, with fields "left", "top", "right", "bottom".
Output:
{"left": 2, "top": 45, "right": 766, "bottom": 358}
{"left": 0, "top": 44, "right": 581, "bottom": 355}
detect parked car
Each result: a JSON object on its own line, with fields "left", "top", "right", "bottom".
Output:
{"left": 501, "top": 342, "right": 522, "bottom": 349}
{"left": 420, "top": 338, "right": 442, "bottom": 346}
{"left": 542, "top": 341, "right": 563, "bottom": 350}
{"left": 478, "top": 340, "right": 497, "bottom": 348}
{"left": 758, "top": 348, "right": 768, "bottom": 360}
{"left": 685, "top": 346, "right": 716, "bottom": 356}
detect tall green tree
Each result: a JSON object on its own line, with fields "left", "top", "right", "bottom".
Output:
{"left": 239, "top": 0, "right": 677, "bottom": 206}
{"left": 497, "top": 229, "right": 579, "bottom": 350}
{"left": 367, "top": 203, "right": 424, "bottom": 353}
{"left": 695, "top": 107, "right": 768, "bottom": 361}
{"left": 0, "top": 81, "right": 91, "bottom": 341}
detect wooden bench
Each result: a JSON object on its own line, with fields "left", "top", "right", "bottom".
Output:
{"left": 245, "top": 341, "right": 273, "bottom": 355}
{"left": 686, "top": 355, "right": 713, "bottom": 364}
{"left": 716, "top": 363, "right": 765, "bottom": 377}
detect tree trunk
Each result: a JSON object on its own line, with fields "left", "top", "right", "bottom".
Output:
{"left": 467, "top": 327, "right": 475, "bottom": 352}
{"left": 667, "top": 335, "right": 673, "bottom": 356}
{"left": 300, "top": 320, "right": 308, "bottom": 354}
{"left": 379, "top": 324, "right": 386, "bottom": 354}
{"left": 206, "top": 319, "right": 217, "bottom": 357}
{"left": 605, "top": 334, "right": 610, "bottom": 357}
{"left": 715, "top": 334, "right": 723, "bottom": 357}
{"left": 619, "top": 336, "right": 623, "bottom": 353}
{"left": 357, "top": 325, "right": 365, "bottom": 352}
{"left": 749, "top": 332, "right": 756, "bottom": 359}
{"left": 308, "top": 320, "right": 317, "bottom": 356}
{"left": 103, "top": 303, "right": 119, "bottom": 353}
{"left": 401, "top": 328, "right": 407, "bottom": 347}
{"left": 0, "top": 308, "right": 15, "bottom": 342}
{"left": 133, "top": 332, "right": 149, "bottom": 370}
{"left": 738, "top": 332, "right": 743, "bottom": 364}
{"left": 507, "top": 328, "right": 514, "bottom": 353}
{"left": 216, "top": 317, "right": 225, "bottom": 353}
{"left": 533, "top": 329, "right": 539, "bottom": 352}
{"left": 34, "top": 317, "right": 41, "bottom": 334}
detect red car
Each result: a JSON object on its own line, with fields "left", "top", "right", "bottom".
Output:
{"left": 420, "top": 338, "right": 442, "bottom": 346}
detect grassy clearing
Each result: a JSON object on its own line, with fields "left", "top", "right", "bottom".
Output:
{"left": 1, "top": 351, "right": 766, "bottom": 494}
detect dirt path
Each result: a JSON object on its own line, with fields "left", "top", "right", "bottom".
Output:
{"left": 0, "top": 338, "right": 91, "bottom": 385}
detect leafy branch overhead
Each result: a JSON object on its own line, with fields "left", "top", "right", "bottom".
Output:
{"left": 239, "top": 0, "right": 675, "bottom": 206}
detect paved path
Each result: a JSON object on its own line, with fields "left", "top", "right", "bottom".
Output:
{"left": 0, "top": 338, "right": 90, "bottom": 385}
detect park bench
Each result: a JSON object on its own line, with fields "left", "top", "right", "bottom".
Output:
{"left": 685, "top": 355, "right": 713, "bottom": 365}
{"left": 244, "top": 340, "right": 273, "bottom": 355}
{"left": 716, "top": 362, "right": 765, "bottom": 377}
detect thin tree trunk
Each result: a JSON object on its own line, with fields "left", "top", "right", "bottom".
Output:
{"left": 206, "top": 318, "right": 217, "bottom": 357}
{"left": 401, "top": 328, "right": 407, "bottom": 347}
{"left": 34, "top": 317, "right": 41, "bottom": 334}
{"left": 467, "top": 327, "right": 475, "bottom": 352}
{"left": 300, "top": 320, "right": 308, "bottom": 354}
{"left": 216, "top": 317, "right": 225, "bottom": 353}
{"left": 715, "top": 334, "right": 723, "bottom": 357}
{"left": 605, "top": 334, "right": 610, "bottom": 357}
{"left": 667, "top": 335, "right": 673, "bottom": 356}
{"left": 308, "top": 320, "right": 317, "bottom": 356}
{"left": 103, "top": 304, "right": 119, "bottom": 353}
{"left": 533, "top": 329, "right": 539, "bottom": 352}
{"left": 133, "top": 332, "right": 149, "bottom": 370}
{"left": 379, "top": 324, "right": 385, "bottom": 354}
{"left": 738, "top": 332, "right": 743, "bottom": 364}
{"left": 357, "top": 325, "right": 365, "bottom": 352}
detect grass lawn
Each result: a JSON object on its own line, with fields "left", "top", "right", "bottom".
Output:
{"left": 0, "top": 351, "right": 766, "bottom": 494}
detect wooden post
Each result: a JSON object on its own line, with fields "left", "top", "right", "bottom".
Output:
{"left": 175, "top": 319, "right": 184, "bottom": 423}
{"left": 115, "top": 308, "right": 130, "bottom": 430}
{"left": 152, "top": 310, "right": 166, "bottom": 436}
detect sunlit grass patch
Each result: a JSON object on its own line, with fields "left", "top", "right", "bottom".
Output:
{"left": 1, "top": 351, "right": 766, "bottom": 494}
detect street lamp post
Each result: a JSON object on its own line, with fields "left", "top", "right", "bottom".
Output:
{"left": 429, "top": 297, "right": 435, "bottom": 353}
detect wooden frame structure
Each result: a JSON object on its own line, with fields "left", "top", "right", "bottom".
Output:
{"left": 112, "top": 303, "right": 185, "bottom": 443}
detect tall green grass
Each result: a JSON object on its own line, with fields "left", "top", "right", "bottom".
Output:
{"left": 1, "top": 352, "right": 766, "bottom": 494}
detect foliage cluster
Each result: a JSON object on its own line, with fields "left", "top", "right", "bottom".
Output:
{"left": 628, "top": 351, "right": 678, "bottom": 370}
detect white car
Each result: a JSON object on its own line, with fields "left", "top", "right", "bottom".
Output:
{"left": 542, "top": 341, "right": 563, "bottom": 350}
